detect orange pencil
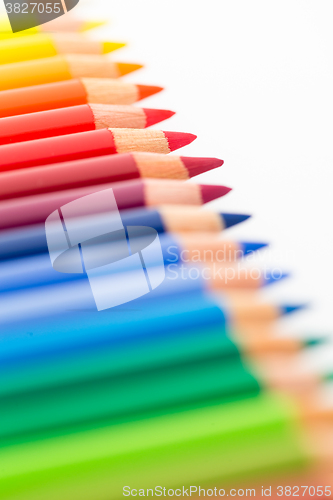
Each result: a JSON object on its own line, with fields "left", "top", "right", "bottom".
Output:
{"left": 0, "top": 55, "right": 142, "bottom": 91}
{"left": 0, "top": 79, "right": 163, "bottom": 117}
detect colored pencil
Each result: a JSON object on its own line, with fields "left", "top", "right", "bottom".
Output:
{"left": 0, "top": 295, "right": 310, "bottom": 401}
{"left": 0, "top": 208, "right": 250, "bottom": 260}
{"left": 0, "top": 307, "right": 319, "bottom": 398}
{"left": 232, "top": 331, "right": 327, "bottom": 356}
{"left": 0, "top": 272, "right": 303, "bottom": 332}
{"left": 0, "top": 153, "right": 223, "bottom": 200}
{"left": 174, "top": 234, "right": 266, "bottom": 262}
{"left": 0, "top": 15, "right": 105, "bottom": 38}
{"left": 1, "top": 344, "right": 327, "bottom": 445}
{"left": 0, "top": 129, "right": 197, "bottom": 172}
{"left": 0, "top": 79, "right": 163, "bottom": 117}
{"left": 0, "top": 179, "right": 231, "bottom": 230}
{"left": 0, "top": 55, "right": 143, "bottom": 91}
{"left": 0, "top": 6, "right": 314, "bottom": 500}
{"left": 233, "top": 323, "right": 328, "bottom": 354}
{"left": 0, "top": 395, "right": 306, "bottom": 500}
{"left": 0, "top": 355, "right": 260, "bottom": 444}
{"left": 223, "top": 291, "right": 306, "bottom": 322}
{"left": 0, "top": 104, "right": 176, "bottom": 145}
{"left": 0, "top": 34, "right": 126, "bottom": 64}
{"left": 0, "top": 322, "right": 239, "bottom": 397}
{"left": 0, "top": 238, "right": 266, "bottom": 293}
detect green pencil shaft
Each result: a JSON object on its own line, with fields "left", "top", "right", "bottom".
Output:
{"left": 0, "top": 395, "right": 308, "bottom": 500}
{"left": 0, "top": 355, "right": 260, "bottom": 445}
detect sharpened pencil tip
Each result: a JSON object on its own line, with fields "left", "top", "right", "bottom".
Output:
{"left": 281, "top": 304, "right": 308, "bottom": 315}
{"left": 263, "top": 272, "right": 289, "bottom": 286}
{"left": 200, "top": 184, "right": 232, "bottom": 203}
{"left": 117, "top": 63, "right": 143, "bottom": 76}
{"left": 80, "top": 21, "right": 107, "bottom": 32}
{"left": 164, "top": 132, "right": 197, "bottom": 152}
{"left": 143, "top": 108, "right": 176, "bottom": 127}
{"left": 304, "top": 336, "right": 329, "bottom": 347}
{"left": 137, "top": 85, "right": 164, "bottom": 101}
{"left": 103, "top": 42, "right": 126, "bottom": 54}
{"left": 222, "top": 213, "right": 251, "bottom": 229}
{"left": 241, "top": 242, "right": 268, "bottom": 255}
{"left": 181, "top": 157, "right": 224, "bottom": 177}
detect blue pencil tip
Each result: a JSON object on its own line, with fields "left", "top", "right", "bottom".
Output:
{"left": 241, "top": 242, "right": 268, "bottom": 255}
{"left": 280, "top": 304, "right": 308, "bottom": 315}
{"left": 264, "top": 271, "right": 290, "bottom": 286}
{"left": 222, "top": 213, "right": 251, "bottom": 229}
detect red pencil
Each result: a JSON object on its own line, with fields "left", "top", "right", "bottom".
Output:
{"left": 0, "top": 153, "right": 224, "bottom": 200}
{"left": 0, "top": 79, "right": 163, "bottom": 118}
{"left": 0, "top": 104, "right": 175, "bottom": 145}
{"left": 0, "top": 129, "right": 197, "bottom": 172}
{"left": 0, "top": 179, "right": 231, "bottom": 230}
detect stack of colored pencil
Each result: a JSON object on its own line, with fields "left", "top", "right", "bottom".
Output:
{"left": 0, "top": 8, "right": 332, "bottom": 500}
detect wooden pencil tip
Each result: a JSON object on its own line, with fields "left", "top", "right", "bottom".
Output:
{"left": 117, "top": 63, "right": 143, "bottom": 76}
{"left": 200, "top": 184, "right": 232, "bottom": 203}
{"left": 137, "top": 85, "right": 164, "bottom": 101}
{"left": 143, "top": 108, "right": 175, "bottom": 127}
{"left": 181, "top": 157, "right": 224, "bottom": 177}
{"left": 103, "top": 42, "right": 126, "bottom": 54}
{"left": 164, "top": 131, "right": 197, "bottom": 152}
{"left": 80, "top": 21, "right": 107, "bottom": 32}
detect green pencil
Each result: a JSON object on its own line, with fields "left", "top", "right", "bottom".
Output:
{"left": 0, "top": 394, "right": 308, "bottom": 500}
{"left": 0, "top": 355, "right": 259, "bottom": 446}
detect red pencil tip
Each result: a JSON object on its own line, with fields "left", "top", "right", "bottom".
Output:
{"left": 143, "top": 108, "right": 176, "bottom": 127}
{"left": 200, "top": 184, "right": 232, "bottom": 203}
{"left": 117, "top": 63, "right": 143, "bottom": 76}
{"left": 137, "top": 85, "right": 164, "bottom": 101}
{"left": 164, "top": 131, "right": 197, "bottom": 152}
{"left": 181, "top": 157, "right": 224, "bottom": 177}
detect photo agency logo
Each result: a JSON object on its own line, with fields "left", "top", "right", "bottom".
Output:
{"left": 4, "top": 0, "right": 80, "bottom": 33}
{"left": 45, "top": 188, "right": 166, "bottom": 311}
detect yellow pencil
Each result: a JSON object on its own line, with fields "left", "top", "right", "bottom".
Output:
{"left": 0, "top": 34, "right": 125, "bottom": 64}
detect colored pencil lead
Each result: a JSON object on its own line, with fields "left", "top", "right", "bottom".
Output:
{"left": 181, "top": 156, "right": 224, "bottom": 176}
{"left": 222, "top": 213, "right": 251, "bottom": 228}
{"left": 164, "top": 131, "right": 197, "bottom": 151}
{"left": 137, "top": 84, "right": 164, "bottom": 100}
{"left": 240, "top": 242, "right": 268, "bottom": 254}
{"left": 200, "top": 184, "right": 232, "bottom": 203}
{"left": 142, "top": 108, "right": 175, "bottom": 126}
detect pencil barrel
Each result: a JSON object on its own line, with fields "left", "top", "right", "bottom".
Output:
{"left": 0, "top": 56, "right": 72, "bottom": 91}
{"left": 0, "top": 79, "right": 88, "bottom": 117}
{"left": 0, "top": 104, "right": 96, "bottom": 145}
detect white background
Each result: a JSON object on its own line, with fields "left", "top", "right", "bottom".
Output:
{"left": 2, "top": 0, "right": 333, "bottom": 338}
